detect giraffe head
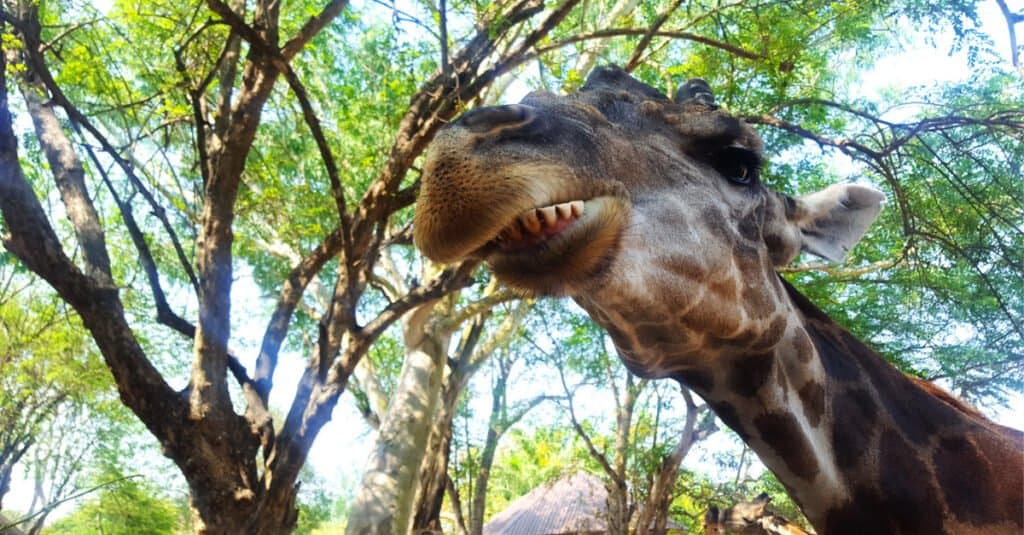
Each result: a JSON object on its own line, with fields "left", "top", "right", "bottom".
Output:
{"left": 704, "top": 493, "right": 812, "bottom": 535}
{"left": 414, "top": 66, "right": 883, "bottom": 377}
{"left": 704, "top": 493, "right": 772, "bottom": 534}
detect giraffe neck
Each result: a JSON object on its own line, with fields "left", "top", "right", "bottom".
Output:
{"left": 744, "top": 281, "right": 1024, "bottom": 533}
{"left": 580, "top": 279, "right": 1024, "bottom": 534}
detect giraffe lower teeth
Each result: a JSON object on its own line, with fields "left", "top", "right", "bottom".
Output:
{"left": 495, "top": 200, "right": 585, "bottom": 249}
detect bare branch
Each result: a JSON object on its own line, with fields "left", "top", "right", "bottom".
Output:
{"left": 358, "top": 260, "right": 479, "bottom": 349}
{"left": 528, "top": 27, "right": 765, "bottom": 66}
{"left": 281, "top": 66, "right": 352, "bottom": 237}
{"left": 439, "top": 0, "right": 450, "bottom": 78}
{"left": 39, "top": 19, "right": 99, "bottom": 53}
{"left": 9, "top": 10, "right": 112, "bottom": 286}
{"left": 253, "top": 226, "right": 346, "bottom": 401}
{"left": 777, "top": 258, "right": 906, "bottom": 276}
{"left": 1, "top": 35, "right": 181, "bottom": 435}
{"left": 555, "top": 359, "right": 626, "bottom": 488}
{"left": 744, "top": 113, "right": 881, "bottom": 159}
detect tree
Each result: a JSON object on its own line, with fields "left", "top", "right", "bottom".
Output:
{"left": 430, "top": 305, "right": 554, "bottom": 535}
{"left": 0, "top": 0, "right": 573, "bottom": 530}
{"left": 532, "top": 303, "right": 716, "bottom": 535}
{"left": 0, "top": 263, "right": 110, "bottom": 532}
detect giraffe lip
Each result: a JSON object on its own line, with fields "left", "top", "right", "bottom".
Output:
{"left": 489, "top": 200, "right": 586, "bottom": 252}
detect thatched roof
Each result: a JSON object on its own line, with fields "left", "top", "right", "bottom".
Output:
{"left": 483, "top": 472, "right": 608, "bottom": 535}
{"left": 483, "top": 472, "right": 686, "bottom": 535}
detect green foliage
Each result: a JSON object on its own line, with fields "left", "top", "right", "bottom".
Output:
{"left": 43, "top": 469, "right": 180, "bottom": 535}
{"left": 669, "top": 467, "right": 810, "bottom": 532}
{"left": 41, "top": 413, "right": 187, "bottom": 534}
{"left": 482, "top": 426, "right": 586, "bottom": 518}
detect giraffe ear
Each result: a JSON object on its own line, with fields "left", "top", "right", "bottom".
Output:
{"left": 791, "top": 183, "right": 884, "bottom": 262}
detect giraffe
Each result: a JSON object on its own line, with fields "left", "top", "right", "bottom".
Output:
{"left": 704, "top": 493, "right": 814, "bottom": 535}
{"left": 412, "top": 66, "right": 1024, "bottom": 534}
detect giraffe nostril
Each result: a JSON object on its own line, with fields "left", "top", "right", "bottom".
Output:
{"left": 455, "top": 104, "right": 537, "bottom": 133}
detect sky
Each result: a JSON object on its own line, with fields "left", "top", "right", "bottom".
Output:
{"left": 5, "top": 0, "right": 1023, "bottom": 522}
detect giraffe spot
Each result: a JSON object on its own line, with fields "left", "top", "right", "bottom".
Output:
{"left": 710, "top": 400, "right": 748, "bottom": 440}
{"left": 974, "top": 429, "right": 1024, "bottom": 526}
{"left": 728, "top": 352, "right": 775, "bottom": 397}
{"left": 741, "top": 282, "right": 774, "bottom": 315}
{"left": 859, "top": 358, "right": 955, "bottom": 446}
{"left": 807, "top": 323, "right": 860, "bottom": 381}
{"left": 934, "top": 435, "right": 1013, "bottom": 525}
{"left": 797, "top": 381, "right": 825, "bottom": 427}
{"left": 621, "top": 297, "right": 672, "bottom": 324}
{"left": 708, "top": 328, "right": 759, "bottom": 350}
{"left": 674, "top": 369, "right": 714, "bottom": 393}
{"left": 737, "top": 210, "right": 761, "bottom": 241}
{"left": 763, "top": 231, "right": 784, "bottom": 253}
{"left": 680, "top": 299, "right": 742, "bottom": 338}
{"left": 668, "top": 254, "right": 708, "bottom": 281}
{"left": 824, "top": 487, "right": 896, "bottom": 534}
{"left": 753, "top": 412, "right": 819, "bottom": 481}
{"left": 749, "top": 316, "right": 787, "bottom": 352}
{"left": 635, "top": 322, "right": 684, "bottom": 349}
{"left": 878, "top": 429, "right": 945, "bottom": 533}
{"left": 733, "top": 242, "right": 763, "bottom": 276}
{"left": 831, "top": 387, "right": 877, "bottom": 469}
{"left": 702, "top": 207, "right": 737, "bottom": 247}
{"left": 792, "top": 328, "right": 814, "bottom": 363}
{"left": 708, "top": 276, "right": 739, "bottom": 300}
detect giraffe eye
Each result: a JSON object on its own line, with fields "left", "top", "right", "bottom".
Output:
{"left": 714, "top": 145, "right": 761, "bottom": 186}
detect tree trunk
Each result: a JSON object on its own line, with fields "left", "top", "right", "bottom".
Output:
{"left": 346, "top": 303, "right": 451, "bottom": 535}
{"left": 606, "top": 478, "right": 631, "bottom": 535}
{"left": 410, "top": 390, "right": 456, "bottom": 534}
{"left": 468, "top": 388, "right": 503, "bottom": 535}
{"left": 635, "top": 390, "right": 714, "bottom": 535}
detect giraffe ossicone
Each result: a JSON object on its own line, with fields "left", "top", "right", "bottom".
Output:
{"left": 413, "top": 65, "right": 1023, "bottom": 534}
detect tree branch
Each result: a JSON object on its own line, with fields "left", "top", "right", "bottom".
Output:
{"left": 1, "top": 31, "right": 182, "bottom": 440}
{"left": 253, "top": 226, "right": 345, "bottom": 402}
{"left": 280, "top": 0, "right": 350, "bottom": 61}
{"left": 555, "top": 358, "right": 625, "bottom": 489}
{"left": 10, "top": 7, "right": 112, "bottom": 286}
{"left": 356, "top": 259, "right": 478, "bottom": 350}
{"left": 527, "top": 27, "right": 764, "bottom": 67}
{"left": 624, "top": 0, "right": 684, "bottom": 72}
{"left": 995, "top": 0, "right": 1022, "bottom": 70}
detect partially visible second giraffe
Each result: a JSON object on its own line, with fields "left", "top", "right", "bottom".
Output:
{"left": 704, "top": 494, "right": 813, "bottom": 535}
{"left": 413, "top": 65, "right": 1024, "bottom": 533}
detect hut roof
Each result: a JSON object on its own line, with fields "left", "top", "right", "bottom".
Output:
{"left": 483, "top": 472, "right": 608, "bottom": 535}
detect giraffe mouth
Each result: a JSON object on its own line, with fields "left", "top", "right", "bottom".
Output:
{"left": 489, "top": 200, "right": 585, "bottom": 251}
{"left": 481, "top": 195, "right": 629, "bottom": 294}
